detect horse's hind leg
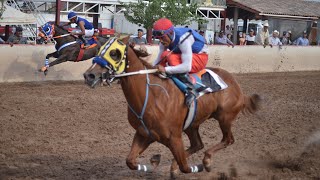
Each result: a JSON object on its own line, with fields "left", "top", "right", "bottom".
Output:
{"left": 126, "top": 131, "right": 153, "bottom": 172}
{"left": 170, "top": 127, "right": 204, "bottom": 176}
{"left": 203, "top": 113, "right": 237, "bottom": 172}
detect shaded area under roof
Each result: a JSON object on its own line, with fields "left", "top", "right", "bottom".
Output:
{"left": 227, "top": 0, "right": 320, "bottom": 19}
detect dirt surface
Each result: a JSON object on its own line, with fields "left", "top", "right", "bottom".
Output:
{"left": 0, "top": 71, "right": 320, "bottom": 180}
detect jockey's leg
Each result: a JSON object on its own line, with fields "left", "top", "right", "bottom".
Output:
{"left": 176, "top": 74, "right": 199, "bottom": 107}
{"left": 79, "top": 35, "right": 88, "bottom": 46}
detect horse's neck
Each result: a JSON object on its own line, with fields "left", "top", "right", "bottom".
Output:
{"left": 126, "top": 48, "right": 146, "bottom": 72}
{"left": 54, "top": 27, "right": 76, "bottom": 45}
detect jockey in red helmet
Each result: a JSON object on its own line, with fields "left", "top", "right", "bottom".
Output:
{"left": 152, "top": 18, "right": 208, "bottom": 107}
{"left": 62, "top": 11, "right": 94, "bottom": 46}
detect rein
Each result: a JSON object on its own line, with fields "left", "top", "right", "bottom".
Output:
{"left": 53, "top": 34, "right": 71, "bottom": 39}
{"left": 111, "top": 69, "right": 158, "bottom": 78}
{"left": 126, "top": 67, "right": 169, "bottom": 138}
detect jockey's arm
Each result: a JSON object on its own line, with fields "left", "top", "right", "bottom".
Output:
{"left": 165, "top": 34, "right": 194, "bottom": 74}
{"left": 73, "top": 21, "right": 86, "bottom": 36}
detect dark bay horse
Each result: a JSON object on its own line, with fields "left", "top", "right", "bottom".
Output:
{"left": 83, "top": 36, "right": 262, "bottom": 178}
{"left": 39, "top": 23, "right": 108, "bottom": 75}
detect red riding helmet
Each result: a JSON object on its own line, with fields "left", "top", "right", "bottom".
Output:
{"left": 153, "top": 18, "right": 174, "bottom": 38}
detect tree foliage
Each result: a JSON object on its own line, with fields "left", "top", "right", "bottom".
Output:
{"left": 122, "top": 0, "right": 206, "bottom": 30}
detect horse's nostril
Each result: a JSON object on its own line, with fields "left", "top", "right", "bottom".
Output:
{"left": 88, "top": 73, "right": 95, "bottom": 80}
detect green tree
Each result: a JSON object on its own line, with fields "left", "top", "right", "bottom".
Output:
{"left": 122, "top": 0, "right": 205, "bottom": 43}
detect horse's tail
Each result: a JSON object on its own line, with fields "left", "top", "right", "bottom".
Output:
{"left": 242, "top": 94, "right": 262, "bottom": 115}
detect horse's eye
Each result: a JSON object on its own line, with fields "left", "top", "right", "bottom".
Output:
{"left": 109, "top": 49, "right": 121, "bottom": 62}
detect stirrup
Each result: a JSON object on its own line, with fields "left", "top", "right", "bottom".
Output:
{"left": 185, "top": 89, "right": 198, "bottom": 107}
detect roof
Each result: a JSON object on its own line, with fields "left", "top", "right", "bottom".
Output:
{"left": 228, "top": 0, "right": 320, "bottom": 18}
{"left": 0, "top": 4, "right": 37, "bottom": 25}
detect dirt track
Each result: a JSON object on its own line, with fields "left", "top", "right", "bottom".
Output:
{"left": 0, "top": 71, "right": 320, "bottom": 180}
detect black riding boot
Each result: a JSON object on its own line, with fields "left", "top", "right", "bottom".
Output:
{"left": 79, "top": 35, "right": 88, "bottom": 46}
{"left": 177, "top": 74, "right": 199, "bottom": 107}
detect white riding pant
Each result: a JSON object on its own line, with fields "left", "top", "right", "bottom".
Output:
{"left": 72, "top": 28, "right": 94, "bottom": 38}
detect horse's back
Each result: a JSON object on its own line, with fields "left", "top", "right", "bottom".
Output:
{"left": 199, "top": 67, "right": 245, "bottom": 118}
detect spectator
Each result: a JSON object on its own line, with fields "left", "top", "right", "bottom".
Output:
{"left": 287, "top": 30, "right": 293, "bottom": 45}
{"left": 199, "top": 30, "right": 207, "bottom": 44}
{"left": 239, "top": 32, "right": 246, "bottom": 45}
{"left": 7, "top": 26, "right": 28, "bottom": 45}
{"left": 246, "top": 29, "right": 255, "bottom": 45}
{"left": 215, "top": 30, "right": 234, "bottom": 47}
{"left": 269, "top": 30, "right": 282, "bottom": 47}
{"left": 280, "top": 31, "right": 291, "bottom": 45}
{"left": 0, "top": 37, "right": 5, "bottom": 44}
{"left": 225, "top": 25, "right": 232, "bottom": 36}
{"left": 296, "top": 31, "right": 309, "bottom": 46}
{"left": 132, "top": 29, "right": 147, "bottom": 46}
{"left": 227, "top": 34, "right": 232, "bottom": 41}
{"left": 256, "top": 22, "right": 270, "bottom": 47}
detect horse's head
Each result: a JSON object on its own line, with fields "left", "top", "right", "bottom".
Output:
{"left": 39, "top": 22, "right": 70, "bottom": 40}
{"left": 39, "top": 23, "right": 55, "bottom": 39}
{"left": 83, "top": 36, "right": 130, "bottom": 88}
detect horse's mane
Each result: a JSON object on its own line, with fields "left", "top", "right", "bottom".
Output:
{"left": 130, "top": 45, "right": 153, "bottom": 69}
{"left": 53, "top": 24, "right": 69, "bottom": 33}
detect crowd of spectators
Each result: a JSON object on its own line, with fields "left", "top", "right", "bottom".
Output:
{"left": 198, "top": 22, "right": 316, "bottom": 47}
{"left": 0, "top": 26, "right": 31, "bottom": 46}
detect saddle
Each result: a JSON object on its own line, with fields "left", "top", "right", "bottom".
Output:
{"left": 171, "top": 69, "right": 228, "bottom": 98}
{"left": 170, "top": 69, "right": 228, "bottom": 130}
{"left": 75, "top": 38, "right": 98, "bottom": 62}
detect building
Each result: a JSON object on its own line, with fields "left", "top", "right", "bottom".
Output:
{"left": 225, "top": 0, "right": 320, "bottom": 43}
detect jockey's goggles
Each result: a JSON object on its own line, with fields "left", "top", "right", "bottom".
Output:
{"left": 152, "top": 26, "right": 174, "bottom": 39}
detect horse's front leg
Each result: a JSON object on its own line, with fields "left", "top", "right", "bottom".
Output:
{"left": 170, "top": 127, "right": 204, "bottom": 177}
{"left": 40, "top": 51, "right": 59, "bottom": 74}
{"left": 126, "top": 131, "right": 153, "bottom": 172}
{"left": 168, "top": 134, "right": 204, "bottom": 178}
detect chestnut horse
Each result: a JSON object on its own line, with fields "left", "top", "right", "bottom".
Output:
{"left": 83, "top": 36, "right": 262, "bottom": 177}
{"left": 39, "top": 23, "right": 108, "bottom": 75}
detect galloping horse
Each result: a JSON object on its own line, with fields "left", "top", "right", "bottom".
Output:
{"left": 83, "top": 36, "right": 262, "bottom": 177}
{"left": 39, "top": 23, "right": 108, "bottom": 75}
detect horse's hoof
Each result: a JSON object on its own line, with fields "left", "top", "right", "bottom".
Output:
{"left": 40, "top": 67, "right": 47, "bottom": 72}
{"left": 44, "top": 69, "right": 48, "bottom": 76}
{"left": 203, "top": 157, "right": 212, "bottom": 172}
{"left": 150, "top": 154, "right": 161, "bottom": 168}
{"left": 197, "top": 164, "right": 204, "bottom": 172}
{"left": 170, "top": 169, "right": 178, "bottom": 179}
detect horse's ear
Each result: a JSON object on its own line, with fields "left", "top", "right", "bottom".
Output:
{"left": 121, "top": 35, "right": 130, "bottom": 44}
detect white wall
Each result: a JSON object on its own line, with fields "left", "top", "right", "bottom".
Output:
{"left": 0, "top": 44, "right": 319, "bottom": 82}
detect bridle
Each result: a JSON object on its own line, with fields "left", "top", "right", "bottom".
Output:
{"left": 41, "top": 23, "right": 77, "bottom": 51}
{"left": 91, "top": 38, "right": 160, "bottom": 85}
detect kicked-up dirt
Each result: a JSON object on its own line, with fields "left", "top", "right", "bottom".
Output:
{"left": 0, "top": 71, "right": 319, "bottom": 180}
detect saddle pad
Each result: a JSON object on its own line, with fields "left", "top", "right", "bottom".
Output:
{"left": 197, "top": 69, "right": 228, "bottom": 95}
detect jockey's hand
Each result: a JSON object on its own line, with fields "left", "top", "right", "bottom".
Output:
{"left": 156, "top": 65, "right": 166, "bottom": 73}
{"left": 70, "top": 32, "right": 77, "bottom": 36}
{"left": 129, "top": 42, "right": 135, "bottom": 48}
